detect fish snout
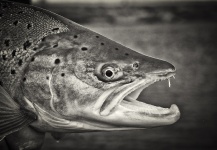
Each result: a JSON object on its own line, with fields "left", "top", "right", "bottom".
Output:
{"left": 137, "top": 56, "right": 176, "bottom": 77}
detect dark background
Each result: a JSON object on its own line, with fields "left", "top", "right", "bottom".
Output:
{"left": 6, "top": 0, "right": 217, "bottom": 149}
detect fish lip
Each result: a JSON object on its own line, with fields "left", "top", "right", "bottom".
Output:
{"left": 99, "top": 71, "right": 180, "bottom": 123}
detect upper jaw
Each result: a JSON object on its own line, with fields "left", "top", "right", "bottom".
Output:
{"left": 93, "top": 71, "right": 180, "bottom": 127}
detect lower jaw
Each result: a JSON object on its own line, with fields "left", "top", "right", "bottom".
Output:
{"left": 119, "top": 99, "right": 180, "bottom": 118}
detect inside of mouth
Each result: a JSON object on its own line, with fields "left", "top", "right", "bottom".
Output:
{"left": 121, "top": 80, "right": 172, "bottom": 115}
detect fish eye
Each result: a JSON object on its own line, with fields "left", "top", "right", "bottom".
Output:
{"left": 105, "top": 69, "right": 114, "bottom": 78}
{"left": 95, "top": 64, "right": 123, "bottom": 82}
{"left": 102, "top": 67, "right": 115, "bottom": 79}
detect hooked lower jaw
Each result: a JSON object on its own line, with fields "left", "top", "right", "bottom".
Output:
{"left": 93, "top": 72, "right": 180, "bottom": 127}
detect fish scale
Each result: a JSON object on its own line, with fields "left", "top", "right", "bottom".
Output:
{"left": 0, "top": 1, "right": 69, "bottom": 90}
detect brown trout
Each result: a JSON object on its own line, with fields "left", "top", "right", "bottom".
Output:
{"left": 0, "top": 1, "right": 180, "bottom": 149}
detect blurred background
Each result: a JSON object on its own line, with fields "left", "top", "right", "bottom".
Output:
{"left": 7, "top": 0, "right": 217, "bottom": 149}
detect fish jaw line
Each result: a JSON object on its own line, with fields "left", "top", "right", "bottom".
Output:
{"left": 94, "top": 72, "right": 180, "bottom": 127}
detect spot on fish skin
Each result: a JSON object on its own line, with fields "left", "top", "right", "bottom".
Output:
{"left": 2, "top": 55, "right": 7, "bottom": 60}
{"left": 27, "top": 23, "right": 32, "bottom": 29}
{"left": 2, "top": 3, "right": 8, "bottom": 9}
{"left": 46, "top": 76, "right": 49, "bottom": 80}
{"left": 18, "top": 59, "right": 23, "bottom": 66}
{"left": 23, "top": 77, "right": 26, "bottom": 82}
{"left": 74, "top": 35, "right": 78, "bottom": 39}
{"left": 125, "top": 53, "right": 129, "bottom": 56}
{"left": 61, "top": 73, "right": 65, "bottom": 77}
{"left": 11, "top": 69, "right": 16, "bottom": 75}
{"left": 0, "top": 81, "right": 3, "bottom": 86}
{"left": 96, "top": 35, "right": 99, "bottom": 38}
{"left": 31, "top": 57, "right": 35, "bottom": 62}
{"left": 12, "top": 50, "right": 16, "bottom": 57}
{"left": 52, "top": 28, "right": 59, "bottom": 32}
{"left": 13, "top": 20, "right": 19, "bottom": 26}
{"left": 23, "top": 40, "right": 31, "bottom": 50}
{"left": 115, "top": 48, "right": 119, "bottom": 51}
{"left": 33, "top": 47, "right": 37, "bottom": 51}
{"left": 41, "top": 37, "right": 46, "bottom": 42}
{"left": 54, "top": 59, "right": 60, "bottom": 65}
{"left": 4, "top": 39, "right": 10, "bottom": 47}
{"left": 81, "top": 47, "right": 88, "bottom": 51}
{"left": 17, "top": 11, "right": 24, "bottom": 14}
{"left": 101, "top": 43, "right": 105, "bottom": 46}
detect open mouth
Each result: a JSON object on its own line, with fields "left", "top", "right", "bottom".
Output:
{"left": 94, "top": 71, "right": 180, "bottom": 125}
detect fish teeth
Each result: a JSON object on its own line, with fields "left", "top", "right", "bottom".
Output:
{"left": 168, "top": 78, "right": 171, "bottom": 87}
{"left": 173, "top": 75, "right": 175, "bottom": 79}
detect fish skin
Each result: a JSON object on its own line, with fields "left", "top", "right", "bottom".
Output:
{"left": 0, "top": 1, "right": 180, "bottom": 149}
{"left": 0, "top": 0, "right": 69, "bottom": 97}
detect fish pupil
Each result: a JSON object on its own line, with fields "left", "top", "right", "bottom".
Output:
{"left": 105, "top": 70, "right": 113, "bottom": 78}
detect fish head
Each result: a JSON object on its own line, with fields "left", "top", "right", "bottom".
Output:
{"left": 25, "top": 30, "right": 180, "bottom": 132}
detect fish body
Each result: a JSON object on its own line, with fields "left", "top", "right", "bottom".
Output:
{"left": 0, "top": 1, "right": 180, "bottom": 150}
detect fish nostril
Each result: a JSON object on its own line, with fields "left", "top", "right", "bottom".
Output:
{"left": 132, "top": 62, "right": 139, "bottom": 69}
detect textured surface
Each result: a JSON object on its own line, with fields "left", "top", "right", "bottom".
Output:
{"left": 0, "top": 1, "right": 68, "bottom": 91}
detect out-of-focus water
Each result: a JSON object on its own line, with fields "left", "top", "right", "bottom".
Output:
{"left": 41, "top": 23, "right": 217, "bottom": 150}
